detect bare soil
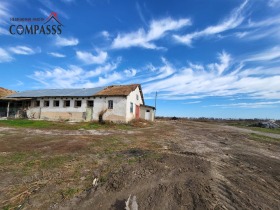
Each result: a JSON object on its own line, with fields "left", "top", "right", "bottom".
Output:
{"left": 0, "top": 120, "right": 279, "bottom": 210}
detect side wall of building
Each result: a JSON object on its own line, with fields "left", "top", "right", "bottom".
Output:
{"left": 27, "top": 97, "right": 93, "bottom": 121}
{"left": 93, "top": 96, "right": 127, "bottom": 122}
{"left": 26, "top": 96, "right": 128, "bottom": 122}
{"left": 125, "top": 86, "right": 144, "bottom": 122}
{"left": 140, "top": 106, "right": 155, "bottom": 121}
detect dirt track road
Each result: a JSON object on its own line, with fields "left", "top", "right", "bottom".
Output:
{"left": 63, "top": 120, "right": 280, "bottom": 210}
{"left": 0, "top": 120, "right": 279, "bottom": 210}
{"left": 221, "top": 125, "right": 280, "bottom": 139}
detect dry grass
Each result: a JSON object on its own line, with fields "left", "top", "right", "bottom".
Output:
{"left": 0, "top": 120, "right": 163, "bottom": 209}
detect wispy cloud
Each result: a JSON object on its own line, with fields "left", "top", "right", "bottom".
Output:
{"left": 268, "top": 0, "right": 280, "bottom": 7}
{"left": 48, "top": 52, "right": 66, "bottom": 58}
{"left": 136, "top": 2, "right": 148, "bottom": 26}
{"left": 141, "top": 50, "right": 280, "bottom": 101}
{"left": 183, "top": 101, "right": 201, "bottom": 104}
{"left": 0, "top": 3, "right": 10, "bottom": 25}
{"left": 0, "top": 2, "right": 11, "bottom": 35}
{"left": 39, "top": 8, "right": 49, "bottom": 17}
{"left": 29, "top": 58, "right": 124, "bottom": 88}
{"left": 173, "top": 0, "right": 248, "bottom": 46}
{"left": 61, "top": 0, "right": 76, "bottom": 3}
{"left": 208, "top": 51, "right": 231, "bottom": 75}
{"left": 0, "top": 27, "right": 9, "bottom": 35}
{"left": 124, "top": 68, "right": 137, "bottom": 77}
{"left": 15, "top": 80, "right": 24, "bottom": 86}
{"left": 76, "top": 50, "right": 108, "bottom": 64}
{"left": 234, "top": 15, "right": 280, "bottom": 41}
{"left": 55, "top": 36, "right": 79, "bottom": 47}
{"left": 39, "top": 0, "right": 69, "bottom": 19}
{"left": 244, "top": 46, "right": 280, "bottom": 62}
{"left": 112, "top": 17, "right": 191, "bottom": 49}
{"left": 0, "top": 48, "right": 13, "bottom": 63}
{"left": 9, "top": 46, "right": 37, "bottom": 55}
{"left": 101, "top": 30, "right": 110, "bottom": 40}
{"left": 212, "top": 100, "right": 280, "bottom": 108}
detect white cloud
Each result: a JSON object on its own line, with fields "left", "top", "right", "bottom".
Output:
{"left": 0, "top": 3, "right": 10, "bottom": 25}
{"left": 234, "top": 15, "right": 280, "bottom": 41}
{"left": 124, "top": 68, "right": 137, "bottom": 77}
{"left": 48, "top": 52, "right": 66, "bottom": 58}
{"left": 15, "top": 80, "right": 24, "bottom": 86}
{"left": 0, "top": 27, "right": 9, "bottom": 35}
{"left": 39, "top": 0, "right": 69, "bottom": 19}
{"left": 101, "top": 30, "right": 110, "bottom": 40}
{"left": 136, "top": 2, "right": 147, "bottom": 26}
{"left": 29, "top": 58, "right": 123, "bottom": 88}
{"left": 84, "top": 57, "right": 121, "bottom": 77}
{"left": 208, "top": 51, "right": 231, "bottom": 75}
{"left": 0, "top": 2, "right": 11, "bottom": 36}
{"left": 9, "top": 46, "right": 36, "bottom": 55}
{"left": 212, "top": 100, "right": 280, "bottom": 108}
{"left": 39, "top": 8, "right": 49, "bottom": 17}
{"left": 173, "top": 0, "right": 248, "bottom": 46}
{"left": 268, "top": 0, "right": 280, "bottom": 7}
{"left": 247, "top": 16, "right": 280, "bottom": 28}
{"left": 112, "top": 17, "right": 191, "bottom": 49}
{"left": 76, "top": 50, "right": 108, "bottom": 64}
{"left": 245, "top": 46, "right": 280, "bottom": 62}
{"left": 95, "top": 72, "right": 122, "bottom": 87}
{"left": 55, "top": 36, "right": 79, "bottom": 47}
{"left": 0, "top": 48, "right": 13, "bottom": 63}
{"left": 183, "top": 101, "right": 201, "bottom": 104}
{"left": 140, "top": 50, "right": 280, "bottom": 101}
{"left": 139, "top": 57, "right": 175, "bottom": 83}
{"left": 188, "top": 63, "right": 204, "bottom": 71}
{"left": 61, "top": 0, "right": 75, "bottom": 3}
{"left": 145, "top": 63, "right": 157, "bottom": 72}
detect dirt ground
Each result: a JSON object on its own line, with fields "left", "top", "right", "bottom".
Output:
{"left": 0, "top": 120, "right": 279, "bottom": 210}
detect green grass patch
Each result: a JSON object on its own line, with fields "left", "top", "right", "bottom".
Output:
{"left": 0, "top": 119, "right": 50, "bottom": 128}
{"left": 0, "top": 119, "right": 71, "bottom": 129}
{"left": 0, "top": 152, "right": 31, "bottom": 165}
{"left": 41, "top": 155, "right": 71, "bottom": 169}
{"left": 247, "top": 127, "right": 280, "bottom": 135}
{"left": 60, "top": 187, "right": 80, "bottom": 198}
{"left": 227, "top": 122, "right": 280, "bottom": 135}
{"left": 249, "top": 133, "right": 280, "bottom": 143}
{"left": 0, "top": 119, "right": 135, "bottom": 130}
{"left": 2, "top": 205, "right": 12, "bottom": 210}
{"left": 0, "top": 152, "right": 71, "bottom": 171}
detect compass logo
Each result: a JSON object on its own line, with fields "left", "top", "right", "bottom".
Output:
{"left": 9, "top": 12, "right": 63, "bottom": 35}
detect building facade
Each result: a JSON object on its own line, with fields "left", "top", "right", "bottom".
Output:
{"left": 0, "top": 84, "right": 155, "bottom": 122}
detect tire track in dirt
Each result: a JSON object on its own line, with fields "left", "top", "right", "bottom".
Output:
{"left": 158, "top": 120, "right": 280, "bottom": 210}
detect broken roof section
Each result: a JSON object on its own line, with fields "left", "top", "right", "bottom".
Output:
{"left": 6, "top": 84, "right": 144, "bottom": 102}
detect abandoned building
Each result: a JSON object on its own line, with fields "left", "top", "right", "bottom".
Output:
{"left": 0, "top": 84, "right": 155, "bottom": 122}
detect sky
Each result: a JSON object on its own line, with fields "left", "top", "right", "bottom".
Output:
{"left": 0, "top": 0, "right": 280, "bottom": 119}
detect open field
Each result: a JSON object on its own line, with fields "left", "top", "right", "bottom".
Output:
{"left": 0, "top": 119, "right": 279, "bottom": 209}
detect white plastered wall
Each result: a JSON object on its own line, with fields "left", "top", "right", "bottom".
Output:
{"left": 27, "top": 96, "right": 128, "bottom": 122}
{"left": 93, "top": 96, "right": 127, "bottom": 122}
{"left": 125, "top": 86, "right": 144, "bottom": 122}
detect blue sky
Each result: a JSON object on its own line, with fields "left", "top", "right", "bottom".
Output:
{"left": 0, "top": 0, "right": 280, "bottom": 119}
